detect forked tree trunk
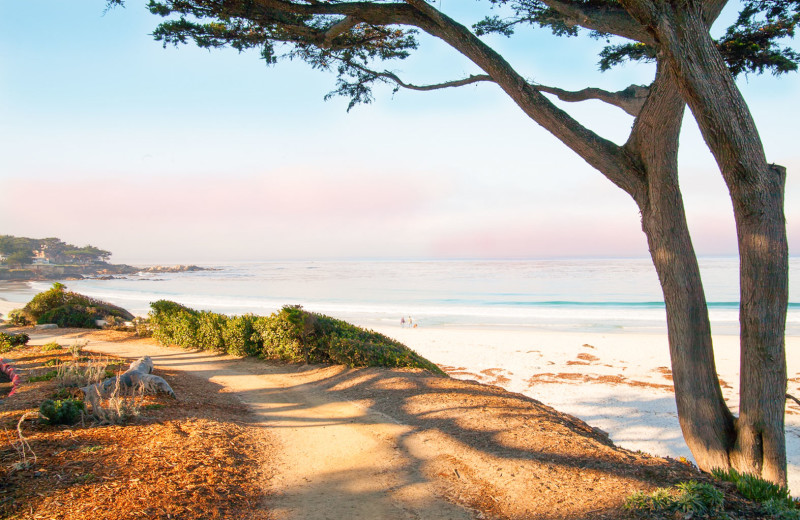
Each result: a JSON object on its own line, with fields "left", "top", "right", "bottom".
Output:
{"left": 630, "top": 64, "right": 736, "bottom": 472}
{"left": 412, "top": 2, "right": 787, "bottom": 483}
{"left": 641, "top": 2, "right": 790, "bottom": 484}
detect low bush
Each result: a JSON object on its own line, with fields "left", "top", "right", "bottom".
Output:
{"left": 763, "top": 497, "right": 800, "bottom": 519}
{"left": 38, "top": 304, "right": 99, "bottom": 328}
{"left": 0, "top": 332, "right": 28, "bottom": 353}
{"left": 29, "top": 370, "right": 58, "bottom": 382}
{"left": 39, "top": 398, "right": 85, "bottom": 425}
{"left": 0, "top": 332, "right": 29, "bottom": 347}
{"left": 148, "top": 301, "right": 444, "bottom": 374}
{"left": 223, "top": 314, "right": 261, "bottom": 357}
{"left": 6, "top": 309, "right": 30, "bottom": 326}
{"left": 149, "top": 300, "right": 199, "bottom": 348}
{"left": 712, "top": 468, "right": 796, "bottom": 513}
{"left": 625, "top": 480, "right": 724, "bottom": 516}
{"left": 20, "top": 283, "right": 134, "bottom": 327}
{"left": 42, "top": 341, "right": 62, "bottom": 351}
{"left": 132, "top": 317, "right": 152, "bottom": 338}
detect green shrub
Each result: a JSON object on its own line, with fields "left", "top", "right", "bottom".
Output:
{"left": 0, "top": 332, "right": 29, "bottom": 347}
{"left": 675, "top": 481, "right": 724, "bottom": 514}
{"left": 253, "top": 312, "right": 309, "bottom": 362}
{"left": 149, "top": 300, "right": 199, "bottom": 347}
{"left": 39, "top": 398, "right": 85, "bottom": 425}
{"left": 196, "top": 311, "right": 227, "bottom": 352}
{"left": 132, "top": 317, "right": 152, "bottom": 338}
{"left": 23, "top": 283, "right": 134, "bottom": 326}
{"left": 763, "top": 498, "right": 800, "bottom": 519}
{"left": 42, "top": 341, "right": 62, "bottom": 351}
{"left": 223, "top": 314, "right": 262, "bottom": 357}
{"left": 29, "top": 370, "right": 58, "bottom": 382}
{"left": 712, "top": 468, "right": 792, "bottom": 504}
{"left": 7, "top": 309, "right": 30, "bottom": 326}
{"left": 147, "top": 301, "right": 444, "bottom": 374}
{"left": 624, "top": 488, "right": 675, "bottom": 512}
{"left": 38, "top": 305, "right": 99, "bottom": 328}
{"left": 625, "top": 481, "right": 724, "bottom": 516}
{"left": 0, "top": 332, "right": 28, "bottom": 352}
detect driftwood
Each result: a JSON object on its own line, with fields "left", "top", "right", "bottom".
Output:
{"left": 81, "top": 356, "right": 175, "bottom": 398}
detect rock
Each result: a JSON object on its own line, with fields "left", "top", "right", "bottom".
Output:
{"left": 35, "top": 324, "right": 58, "bottom": 330}
{"left": 81, "top": 355, "right": 175, "bottom": 398}
{"left": 138, "top": 264, "right": 215, "bottom": 273}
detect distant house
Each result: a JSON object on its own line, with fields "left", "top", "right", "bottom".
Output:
{"left": 31, "top": 250, "right": 51, "bottom": 265}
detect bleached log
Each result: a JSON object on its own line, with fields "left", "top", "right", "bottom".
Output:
{"left": 81, "top": 355, "right": 175, "bottom": 398}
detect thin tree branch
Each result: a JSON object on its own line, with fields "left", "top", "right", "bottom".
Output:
{"left": 535, "top": 84, "right": 650, "bottom": 117}
{"left": 348, "top": 61, "right": 494, "bottom": 91}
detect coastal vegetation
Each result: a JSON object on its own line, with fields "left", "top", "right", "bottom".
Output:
{"left": 120, "top": 0, "right": 800, "bottom": 485}
{"left": 10, "top": 283, "right": 134, "bottom": 328}
{"left": 148, "top": 300, "right": 445, "bottom": 374}
{"left": 0, "top": 235, "right": 110, "bottom": 267}
{"left": 0, "top": 235, "right": 141, "bottom": 281}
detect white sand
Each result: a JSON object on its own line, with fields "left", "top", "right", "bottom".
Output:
{"left": 371, "top": 325, "right": 800, "bottom": 495}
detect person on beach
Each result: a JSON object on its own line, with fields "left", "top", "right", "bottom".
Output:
{"left": 401, "top": 317, "right": 406, "bottom": 328}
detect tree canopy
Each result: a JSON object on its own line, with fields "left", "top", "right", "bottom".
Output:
{"left": 114, "top": 0, "right": 800, "bottom": 110}
{"left": 0, "top": 235, "right": 111, "bottom": 266}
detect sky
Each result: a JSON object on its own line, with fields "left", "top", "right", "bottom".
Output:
{"left": 1, "top": 1, "right": 799, "bottom": 264}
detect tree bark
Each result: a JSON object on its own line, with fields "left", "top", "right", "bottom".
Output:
{"left": 629, "top": 1, "right": 790, "bottom": 484}
{"left": 628, "top": 64, "right": 737, "bottom": 472}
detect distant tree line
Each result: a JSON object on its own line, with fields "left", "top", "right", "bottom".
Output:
{"left": 0, "top": 235, "right": 111, "bottom": 267}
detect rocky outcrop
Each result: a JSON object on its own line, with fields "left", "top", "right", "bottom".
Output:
{"left": 138, "top": 265, "right": 214, "bottom": 273}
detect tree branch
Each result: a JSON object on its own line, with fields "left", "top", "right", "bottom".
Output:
{"left": 320, "top": 16, "right": 359, "bottom": 47}
{"left": 535, "top": 83, "right": 650, "bottom": 117}
{"left": 347, "top": 60, "right": 494, "bottom": 91}
{"left": 537, "top": 0, "right": 657, "bottom": 45}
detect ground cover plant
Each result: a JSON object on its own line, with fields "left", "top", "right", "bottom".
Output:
{"left": 0, "top": 342, "right": 270, "bottom": 519}
{"left": 0, "top": 332, "right": 29, "bottom": 353}
{"left": 148, "top": 300, "right": 444, "bottom": 374}
{"left": 712, "top": 468, "right": 800, "bottom": 518}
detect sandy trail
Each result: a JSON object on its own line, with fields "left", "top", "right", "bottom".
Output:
{"left": 26, "top": 329, "right": 474, "bottom": 520}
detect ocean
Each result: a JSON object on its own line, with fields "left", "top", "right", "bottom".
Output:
{"left": 12, "top": 257, "right": 800, "bottom": 336}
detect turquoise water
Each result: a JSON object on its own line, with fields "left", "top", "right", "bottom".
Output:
{"left": 7, "top": 257, "right": 797, "bottom": 335}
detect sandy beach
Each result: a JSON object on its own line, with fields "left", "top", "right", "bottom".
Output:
{"left": 2, "top": 293, "right": 800, "bottom": 493}
{"left": 371, "top": 325, "right": 800, "bottom": 494}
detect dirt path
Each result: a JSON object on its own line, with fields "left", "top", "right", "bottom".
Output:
{"left": 27, "top": 330, "right": 474, "bottom": 520}
{"left": 19, "top": 329, "right": 716, "bottom": 519}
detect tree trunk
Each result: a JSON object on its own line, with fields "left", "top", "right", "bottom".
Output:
{"left": 629, "top": 63, "right": 736, "bottom": 473}
{"left": 645, "top": 3, "right": 790, "bottom": 485}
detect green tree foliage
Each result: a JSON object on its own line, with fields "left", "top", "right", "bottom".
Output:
{"left": 0, "top": 236, "right": 36, "bottom": 266}
{"left": 119, "top": 0, "right": 800, "bottom": 107}
{"left": 0, "top": 235, "right": 112, "bottom": 266}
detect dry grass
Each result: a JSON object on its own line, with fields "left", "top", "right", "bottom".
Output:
{"left": 0, "top": 344, "right": 272, "bottom": 519}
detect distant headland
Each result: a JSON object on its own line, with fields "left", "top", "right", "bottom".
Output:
{"left": 0, "top": 235, "right": 211, "bottom": 281}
